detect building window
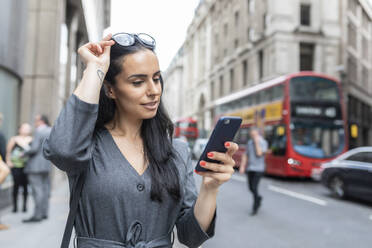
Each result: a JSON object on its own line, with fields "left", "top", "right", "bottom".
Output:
{"left": 362, "top": 36, "right": 369, "bottom": 62}
{"left": 235, "top": 11, "right": 239, "bottom": 27}
{"left": 214, "top": 33, "right": 219, "bottom": 60}
{"left": 242, "top": 60, "right": 248, "bottom": 86}
{"left": 348, "top": 0, "right": 357, "bottom": 16}
{"left": 219, "top": 75, "right": 224, "bottom": 97}
{"left": 224, "top": 23, "right": 228, "bottom": 54}
{"left": 230, "top": 68, "right": 235, "bottom": 92}
{"left": 247, "top": 27, "right": 251, "bottom": 42}
{"left": 247, "top": 0, "right": 255, "bottom": 14}
{"left": 348, "top": 22, "right": 357, "bottom": 50}
{"left": 263, "top": 12, "right": 267, "bottom": 30}
{"left": 234, "top": 11, "right": 240, "bottom": 48}
{"left": 362, "top": 66, "right": 369, "bottom": 89}
{"left": 362, "top": 11, "right": 370, "bottom": 31}
{"left": 300, "top": 4, "right": 311, "bottom": 26}
{"left": 259, "top": 50, "right": 264, "bottom": 79}
{"left": 347, "top": 54, "right": 357, "bottom": 84}
{"left": 299, "top": 43, "right": 314, "bottom": 71}
{"left": 224, "top": 23, "right": 228, "bottom": 37}
{"left": 234, "top": 39, "right": 239, "bottom": 48}
{"left": 211, "top": 81, "right": 215, "bottom": 100}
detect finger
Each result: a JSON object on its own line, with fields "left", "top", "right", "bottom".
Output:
{"left": 102, "top": 33, "right": 112, "bottom": 41}
{"left": 198, "top": 160, "right": 234, "bottom": 174}
{"left": 225, "top": 142, "right": 239, "bottom": 157}
{"left": 78, "top": 43, "right": 96, "bottom": 58}
{"left": 206, "top": 151, "right": 232, "bottom": 166}
{"left": 103, "top": 42, "right": 112, "bottom": 55}
{"left": 99, "top": 40, "right": 115, "bottom": 47}
{"left": 83, "top": 43, "right": 99, "bottom": 54}
{"left": 96, "top": 43, "right": 102, "bottom": 54}
{"left": 195, "top": 170, "right": 232, "bottom": 182}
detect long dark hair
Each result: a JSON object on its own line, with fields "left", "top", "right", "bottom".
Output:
{"left": 95, "top": 39, "right": 181, "bottom": 203}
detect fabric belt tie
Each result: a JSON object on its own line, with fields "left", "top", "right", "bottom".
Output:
{"left": 76, "top": 221, "right": 171, "bottom": 248}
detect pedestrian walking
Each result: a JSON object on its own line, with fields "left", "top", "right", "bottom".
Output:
{"left": 22, "top": 115, "right": 52, "bottom": 223}
{"left": 0, "top": 155, "right": 10, "bottom": 230}
{"left": 6, "top": 123, "right": 32, "bottom": 213}
{"left": 239, "top": 127, "right": 268, "bottom": 215}
{"left": 43, "top": 33, "right": 239, "bottom": 248}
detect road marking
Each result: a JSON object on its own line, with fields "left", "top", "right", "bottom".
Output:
{"left": 369, "top": 215, "right": 372, "bottom": 221}
{"left": 268, "top": 185, "right": 328, "bottom": 206}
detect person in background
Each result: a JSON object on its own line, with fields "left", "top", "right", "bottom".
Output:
{"left": 0, "top": 155, "right": 10, "bottom": 230}
{"left": 239, "top": 127, "right": 268, "bottom": 216}
{"left": 22, "top": 115, "right": 52, "bottom": 223}
{"left": 6, "top": 123, "right": 32, "bottom": 213}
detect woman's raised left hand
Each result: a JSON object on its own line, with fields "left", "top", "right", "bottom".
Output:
{"left": 195, "top": 141, "right": 239, "bottom": 191}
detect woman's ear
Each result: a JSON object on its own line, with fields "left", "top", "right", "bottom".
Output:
{"left": 103, "top": 81, "right": 116, "bottom": 99}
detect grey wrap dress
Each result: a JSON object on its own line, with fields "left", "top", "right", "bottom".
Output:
{"left": 43, "top": 94, "right": 216, "bottom": 248}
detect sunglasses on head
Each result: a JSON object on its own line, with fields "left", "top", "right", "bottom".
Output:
{"left": 112, "top": 33, "right": 156, "bottom": 49}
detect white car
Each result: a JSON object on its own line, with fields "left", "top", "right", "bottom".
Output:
{"left": 192, "top": 138, "right": 208, "bottom": 160}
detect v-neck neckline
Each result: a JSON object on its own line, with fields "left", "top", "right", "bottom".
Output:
{"left": 103, "top": 127, "right": 148, "bottom": 177}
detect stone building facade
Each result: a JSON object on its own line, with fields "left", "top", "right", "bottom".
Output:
{"left": 342, "top": 0, "right": 372, "bottom": 147}
{"left": 0, "top": 0, "right": 110, "bottom": 209}
{"left": 164, "top": 0, "right": 372, "bottom": 146}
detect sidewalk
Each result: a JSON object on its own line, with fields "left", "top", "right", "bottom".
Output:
{"left": 0, "top": 179, "right": 187, "bottom": 248}
{"left": 0, "top": 180, "right": 70, "bottom": 247}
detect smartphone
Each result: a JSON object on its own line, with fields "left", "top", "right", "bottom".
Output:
{"left": 195, "top": 116, "right": 242, "bottom": 172}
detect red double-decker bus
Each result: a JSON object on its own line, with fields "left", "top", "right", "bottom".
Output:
{"left": 215, "top": 72, "right": 348, "bottom": 177}
{"left": 174, "top": 117, "right": 199, "bottom": 140}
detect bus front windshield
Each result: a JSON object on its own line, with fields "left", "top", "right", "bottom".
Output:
{"left": 290, "top": 76, "right": 339, "bottom": 102}
{"left": 291, "top": 122, "right": 345, "bottom": 159}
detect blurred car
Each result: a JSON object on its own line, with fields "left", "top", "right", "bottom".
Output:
{"left": 192, "top": 138, "right": 208, "bottom": 160}
{"left": 320, "top": 146, "right": 372, "bottom": 202}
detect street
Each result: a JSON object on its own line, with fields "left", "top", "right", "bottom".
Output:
{"left": 195, "top": 170, "right": 372, "bottom": 248}
{"left": 1, "top": 166, "right": 372, "bottom": 248}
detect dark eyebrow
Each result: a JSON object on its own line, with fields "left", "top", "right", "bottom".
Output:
{"left": 127, "top": 74, "right": 147, "bottom": 80}
{"left": 127, "top": 71, "right": 161, "bottom": 80}
{"left": 154, "top": 70, "right": 161, "bottom": 76}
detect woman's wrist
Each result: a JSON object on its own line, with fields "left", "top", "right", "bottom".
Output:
{"left": 200, "top": 182, "right": 219, "bottom": 196}
{"left": 86, "top": 62, "right": 108, "bottom": 75}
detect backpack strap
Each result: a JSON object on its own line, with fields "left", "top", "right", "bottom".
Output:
{"left": 61, "top": 171, "right": 86, "bottom": 248}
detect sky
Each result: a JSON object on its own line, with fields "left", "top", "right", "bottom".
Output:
{"left": 108, "top": 0, "right": 200, "bottom": 71}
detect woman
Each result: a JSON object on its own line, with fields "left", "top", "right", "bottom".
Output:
{"left": 6, "top": 123, "right": 32, "bottom": 213}
{"left": 43, "top": 33, "right": 238, "bottom": 248}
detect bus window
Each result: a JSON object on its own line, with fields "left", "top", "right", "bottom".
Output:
{"left": 245, "top": 95, "right": 252, "bottom": 106}
{"left": 290, "top": 77, "right": 339, "bottom": 102}
{"left": 272, "top": 84, "right": 284, "bottom": 100}
{"left": 263, "top": 88, "right": 273, "bottom": 103}
{"left": 291, "top": 122, "right": 345, "bottom": 158}
{"left": 234, "top": 128, "right": 249, "bottom": 145}
{"left": 264, "top": 125, "right": 274, "bottom": 146}
{"left": 258, "top": 91, "right": 265, "bottom": 104}
{"left": 270, "top": 125, "right": 287, "bottom": 156}
{"left": 253, "top": 93, "right": 260, "bottom": 105}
